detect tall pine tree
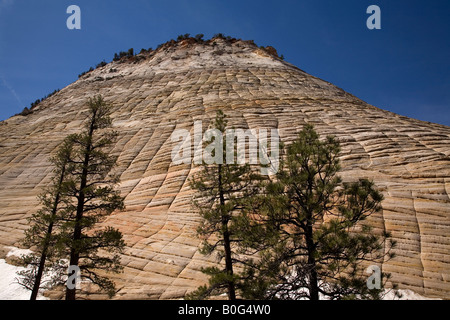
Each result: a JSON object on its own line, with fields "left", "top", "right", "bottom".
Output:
{"left": 186, "top": 110, "right": 263, "bottom": 300}
{"left": 17, "top": 96, "right": 125, "bottom": 300}
{"left": 61, "top": 95, "right": 125, "bottom": 300}
{"left": 239, "top": 124, "right": 397, "bottom": 300}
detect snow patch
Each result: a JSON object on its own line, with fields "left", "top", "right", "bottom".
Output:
{"left": 5, "top": 246, "right": 32, "bottom": 259}
{"left": 0, "top": 247, "right": 48, "bottom": 300}
{"left": 384, "top": 289, "right": 438, "bottom": 300}
{"left": 0, "top": 259, "right": 48, "bottom": 300}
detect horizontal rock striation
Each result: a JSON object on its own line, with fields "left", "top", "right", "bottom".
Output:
{"left": 0, "top": 38, "right": 449, "bottom": 299}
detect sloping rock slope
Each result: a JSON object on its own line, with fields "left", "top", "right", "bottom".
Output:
{"left": 0, "top": 37, "right": 449, "bottom": 299}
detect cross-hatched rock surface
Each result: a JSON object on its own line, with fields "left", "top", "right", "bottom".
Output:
{"left": 0, "top": 38, "right": 449, "bottom": 299}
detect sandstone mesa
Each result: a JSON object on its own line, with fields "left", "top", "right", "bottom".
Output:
{"left": 0, "top": 37, "right": 449, "bottom": 299}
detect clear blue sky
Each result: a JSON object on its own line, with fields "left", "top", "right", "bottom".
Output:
{"left": 0, "top": 0, "right": 449, "bottom": 125}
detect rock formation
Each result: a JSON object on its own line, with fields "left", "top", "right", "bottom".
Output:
{"left": 0, "top": 36, "right": 449, "bottom": 299}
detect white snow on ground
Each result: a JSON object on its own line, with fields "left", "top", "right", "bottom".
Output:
{"left": 0, "top": 259, "right": 34, "bottom": 300}
{"left": 383, "top": 288, "right": 438, "bottom": 300}
{"left": 0, "top": 247, "right": 48, "bottom": 300}
{"left": 5, "top": 246, "right": 32, "bottom": 259}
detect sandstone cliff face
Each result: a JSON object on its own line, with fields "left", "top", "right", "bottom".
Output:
{"left": 0, "top": 38, "right": 449, "bottom": 299}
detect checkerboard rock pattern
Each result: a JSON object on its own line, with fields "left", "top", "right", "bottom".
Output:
{"left": 0, "top": 38, "right": 449, "bottom": 299}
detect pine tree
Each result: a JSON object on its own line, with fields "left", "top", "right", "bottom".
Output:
{"left": 17, "top": 138, "right": 74, "bottom": 300}
{"left": 16, "top": 96, "right": 125, "bottom": 300}
{"left": 60, "top": 95, "right": 125, "bottom": 300}
{"left": 240, "top": 124, "right": 396, "bottom": 300}
{"left": 186, "top": 110, "right": 263, "bottom": 300}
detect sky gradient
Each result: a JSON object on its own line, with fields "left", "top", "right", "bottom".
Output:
{"left": 0, "top": 0, "right": 449, "bottom": 125}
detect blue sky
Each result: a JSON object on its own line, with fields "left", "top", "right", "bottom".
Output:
{"left": 0, "top": 0, "right": 449, "bottom": 125}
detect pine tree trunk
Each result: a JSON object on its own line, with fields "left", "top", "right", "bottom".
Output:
{"left": 65, "top": 192, "right": 85, "bottom": 300}
{"left": 305, "top": 222, "right": 319, "bottom": 300}
{"left": 218, "top": 163, "right": 236, "bottom": 301}
{"left": 66, "top": 184, "right": 88, "bottom": 300}
{"left": 223, "top": 227, "right": 236, "bottom": 300}
{"left": 308, "top": 259, "right": 319, "bottom": 300}
{"left": 30, "top": 250, "right": 47, "bottom": 300}
{"left": 65, "top": 110, "right": 96, "bottom": 300}
{"left": 65, "top": 217, "right": 82, "bottom": 300}
{"left": 30, "top": 165, "right": 66, "bottom": 300}
{"left": 65, "top": 150, "right": 90, "bottom": 300}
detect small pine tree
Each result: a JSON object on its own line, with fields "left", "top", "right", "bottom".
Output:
{"left": 195, "top": 34, "right": 204, "bottom": 42}
{"left": 213, "top": 33, "right": 225, "bottom": 39}
{"left": 19, "top": 107, "right": 32, "bottom": 116}
{"left": 17, "top": 139, "right": 74, "bottom": 300}
{"left": 96, "top": 60, "right": 107, "bottom": 69}
{"left": 177, "top": 34, "right": 191, "bottom": 41}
